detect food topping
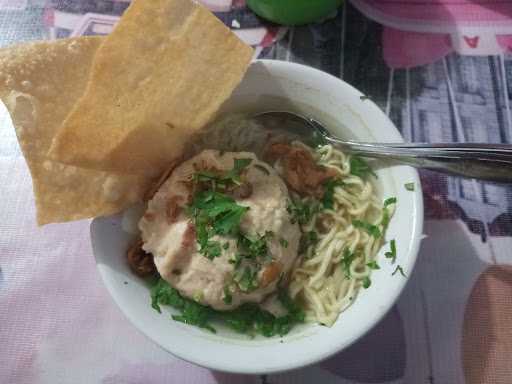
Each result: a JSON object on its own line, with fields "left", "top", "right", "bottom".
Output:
{"left": 139, "top": 151, "right": 301, "bottom": 310}
{"left": 261, "top": 262, "right": 283, "bottom": 287}
{"left": 265, "top": 143, "right": 337, "bottom": 198}
{"left": 126, "top": 238, "right": 156, "bottom": 277}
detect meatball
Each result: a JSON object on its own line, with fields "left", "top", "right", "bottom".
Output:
{"left": 139, "top": 150, "right": 301, "bottom": 310}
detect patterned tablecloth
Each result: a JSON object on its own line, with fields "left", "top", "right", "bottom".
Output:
{"left": 1, "top": 1, "right": 512, "bottom": 383}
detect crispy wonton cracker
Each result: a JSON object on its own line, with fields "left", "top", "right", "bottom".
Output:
{"left": 0, "top": 38, "right": 151, "bottom": 225}
{"left": 49, "top": 0, "right": 253, "bottom": 174}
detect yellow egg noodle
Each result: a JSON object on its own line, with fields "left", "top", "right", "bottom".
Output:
{"left": 289, "top": 143, "right": 394, "bottom": 326}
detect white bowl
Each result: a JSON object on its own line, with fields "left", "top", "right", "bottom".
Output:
{"left": 91, "top": 60, "right": 424, "bottom": 374}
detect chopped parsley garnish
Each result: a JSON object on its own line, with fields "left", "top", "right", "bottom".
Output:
{"left": 188, "top": 160, "right": 277, "bottom": 289}
{"left": 254, "top": 164, "right": 270, "bottom": 175}
{"left": 322, "top": 178, "right": 345, "bottom": 209}
{"left": 224, "top": 158, "right": 252, "bottom": 186}
{"left": 150, "top": 278, "right": 181, "bottom": 314}
{"left": 223, "top": 294, "right": 304, "bottom": 337}
{"left": 366, "top": 260, "right": 380, "bottom": 270}
{"left": 277, "top": 289, "right": 305, "bottom": 323}
{"left": 150, "top": 278, "right": 304, "bottom": 337}
{"left": 279, "top": 238, "right": 289, "bottom": 248}
{"left": 232, "top": 232, "right": 276, "bottom": 293}
{"left": 150, "top": 278, "right": 215, "bottom": 332}
{"left": 229, "top": 253, "right": 242, "bottom": 268}
{"left": 212, "top": 208, "right": 248, "bottom": 236}
{"left": 234, "top": 266, "right": 259, "bottom": 292}
{"left": 299, "top": 231, "right": 318, "bottom": 255}
{"left": 189, "top": 191, "right": 248, "bottom": 235}
{"left": 233, "top": 231, "right": 274, "bottom": 292}
{"left": 341, "top": 248, "right": 357, "bottom": 278}
{"left": 201, "top": 240, "right": 222, "bottom": 260}
{"left": 223, "top": 286, "right": 233, "bottom": 305}
{"left": 237, "top": 231, "right": 273, "bottom": 261}
{"left": 404, "top": 182, "right": 415, "bottom": 191}
{"left": 385, "top": 239, "right": 397, "bottom": 263}
{"left": 353, "top": 219, "right": 381, "bottom": 238}
{"left": 392, "top": 265, "right": 406, "bottom": 277}
{"left": 362, "top": 276, "right": 371, "bottom": 288}
{"left": 287, "top": 198, "right": 320, "bottom": 225}
{"left": 193, "top": 157, "right": 252, "bottom": 190}
{"left": 187, "top": 191, "right": 249, "bottom": 259}
{"left": 350, "top": 155, "right": 377, "bottom": 179}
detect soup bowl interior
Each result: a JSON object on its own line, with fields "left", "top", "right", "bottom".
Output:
{"left": 91, "top": 60, "right": 424, "bottom": 374}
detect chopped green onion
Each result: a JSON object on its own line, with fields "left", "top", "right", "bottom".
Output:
{"left": 385, "top": 239, "right": 397, "bottom": 263}
{"left": 383, "top": 197, "right": 397, "bottom": 208}
{"left": 353, "top": 219, "right": 381, "bottom": 238}
{"left": 341, "top": 248, "right": 357, "bottom": 278}
{"left": 322, "top": 178, "right": 345, "bottom": 209}
{"left": 287, "top": 198, "right": 320, "bottom": 225}
{"left": 366, "top": 260, "right": 380, "bottom": 270}
{"left": 350, "top": 155, "right": 377, "bottom": 179}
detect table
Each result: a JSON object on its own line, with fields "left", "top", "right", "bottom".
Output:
{"left": 1, "top": 1, "right": 512, "bottom": 383}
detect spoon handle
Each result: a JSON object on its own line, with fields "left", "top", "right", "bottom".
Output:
{"left": 327, "top": 139, "right": 512, "bottom": 183}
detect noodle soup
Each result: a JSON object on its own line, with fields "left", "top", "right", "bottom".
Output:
{"left": 127, "top": 114, "right": 398, "bottom": 335}
{"left": 92, "top": 60, "right": 423, "bottom": 374}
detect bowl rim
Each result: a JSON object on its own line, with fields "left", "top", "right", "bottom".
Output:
{"left": 92, "top": 59, "right": 424, "bottom": 374}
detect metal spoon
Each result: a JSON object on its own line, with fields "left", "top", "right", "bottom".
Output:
{"left": 253, "top": 111, "right": 512, "bottom": 183}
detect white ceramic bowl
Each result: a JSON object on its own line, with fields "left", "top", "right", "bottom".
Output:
{"left": 91, "top": 60, "right": 424, "bottom": 374}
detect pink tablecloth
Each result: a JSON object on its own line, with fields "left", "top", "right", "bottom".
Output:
{"left": 1, "top": 1, "right": 512, "bottom": 383}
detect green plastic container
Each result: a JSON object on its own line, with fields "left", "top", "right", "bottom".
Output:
{"left": 247, "top": 0, "right": 343, "bottom": 26}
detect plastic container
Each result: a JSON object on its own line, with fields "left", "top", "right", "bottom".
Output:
{"left": 247, "top": 0, "right": 343, "bottom": 26}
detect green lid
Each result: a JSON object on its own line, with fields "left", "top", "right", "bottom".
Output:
{"left": 247, "top": 0, "right": 343, "bottom": 26}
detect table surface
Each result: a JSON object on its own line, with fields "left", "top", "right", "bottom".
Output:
{"left": 1, "top": 1, "right": 512, "bottom": 383}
